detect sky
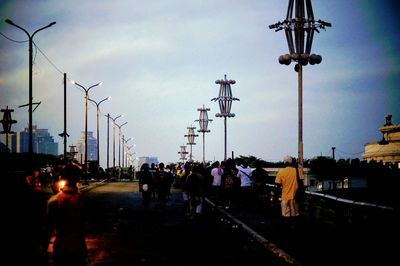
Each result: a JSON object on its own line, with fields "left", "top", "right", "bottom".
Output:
{"left": 0, "top": 0, "right": 399, "bottom": 168}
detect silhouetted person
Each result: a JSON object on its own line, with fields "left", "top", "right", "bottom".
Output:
{"left": 186, "top": 164, "right": 206, "bottom": 217}
{"left": 138, "top": 163, "right": 153, "bottom": 211}
{"left": 221, "top": 159, "right": 240, "bottom": 209}
{"left": 154, "top": 162, "right": 172, "bottom": 210}
{"left": 46, "top": 162, "right": 88, "bottom": 266}
{"left": 251, "top": 161, "right": 270, "bottom": 207}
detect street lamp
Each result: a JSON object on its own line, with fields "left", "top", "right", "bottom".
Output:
{"left": 126, "top": 144, "right": 134, "bottom": 167}
{"left": 116, "top": 122, "right": 128, "bottom": 167}
{"left": 269, "top": 0, "right": 331, "bottom": 173}
{"left": 88, "top": 96, "right": 110, "bottom": 168}
{"left": 122, "top": 137, "right": 132, "bottom": 168}
{"left": 5, "top": 19, "right": 56, "bottom": 156}
{"left": 184, "top": 126, "right": 198, "bottom": 162}
{"left": 108, "top": 114, "right": 123, "bottom": 169}
{"left": 195, "top": 104, "right": 212, "bottom": 166}
{"left": 211, "top": 74, "right": 239, "bottom": 161}
{"left": 72, "top": 81, "right": 102, "bottom": 174}
{"left": 178, "top": 145, "right": 188, "bottom": 163}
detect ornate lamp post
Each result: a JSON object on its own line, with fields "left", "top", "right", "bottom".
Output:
{"left": 269, "top": 0, "right": 331, "bottom": 173}
{"left": 211, "top": 74, "right": 239, "bottom": 161}
{"left": 88, "top": 96, "right": 110, "bottom": 168}
{"left": 195, "top": 104, "right": 212, "bottom": 166}
{"left": 116, "top": 122, "right": 128, "bottom": 167}
{"left": 68, "top": 145, "right": 78, "bottom": 160}
{"left": 184, "top": 126, "right": 198, "bottom": 162}
{"left": 5, "top": 19, "right": 56, "bottom": 156}
{"left": 178, "top": 145, "right": 188, "bottom": 163}
{"left": 72, "top": 81, "right": 102, "bottom": 175}
{"left": 1, "top": 106, "right": 17, "bottom": 152}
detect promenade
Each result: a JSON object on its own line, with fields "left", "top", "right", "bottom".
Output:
{"left": 7, "top": 178, "right": 400, "bottom": 266}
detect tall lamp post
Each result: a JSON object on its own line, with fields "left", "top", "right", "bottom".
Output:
{"left": 184, "top": 126, "right": 198, "bottom": 162}
{"left": 122, "top": 137, "right": 132, "bottom": 168}
{"left": 88, "top": 96, "right": 110, "bottom": 168}
{"left": 72, "top": 81, "right": 102, "bottom": 174}
{"left": 108, "top": 114, "right": 123, "bottom": 169}
{"left": 269, "top": 0, "right": 331, "bottom": 173}
{"left": 126, "top": 144, "right": 134, "bottom": 167}
{"left": 5, "top": 19, "right": 56, "bottom": 157}
{"left": 195, "top": 104, "right": 212, "bottom": 166}
{"left": 116, "top": 122, "right": 128, "bottom": 167}
{"left": 211, "top": 74, "right": 239, "bottom": 161}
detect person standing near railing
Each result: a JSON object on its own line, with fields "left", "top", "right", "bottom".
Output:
{"left": 275, "top": 155, "right": 304, "bottom": 228}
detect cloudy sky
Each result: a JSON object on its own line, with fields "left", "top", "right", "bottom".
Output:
{"left": 0, "top": 0, "right": 399, "bottom": 167}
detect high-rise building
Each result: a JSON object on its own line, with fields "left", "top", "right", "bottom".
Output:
{"left": 4, "top": 125, "right": 58, "bottom": 155}
{"left": 36, "top": 128, "right": 58, "bottom": 155}
{"left": 76, "top": 131, "right": 98, "bottom": 164}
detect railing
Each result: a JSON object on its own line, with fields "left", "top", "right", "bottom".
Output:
{"left": 265, "top": 183, "right": 399, "bottom": 229}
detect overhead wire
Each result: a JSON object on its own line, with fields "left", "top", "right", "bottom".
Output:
{"left": 1, "top": 31, "right": 84, "bottom": 92}
{"left": 0, "top": 32, "right": 28, "bottom": 43}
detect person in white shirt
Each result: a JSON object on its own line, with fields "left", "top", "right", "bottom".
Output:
{"left": 236, "top": 161, "right": 253, "bottom": 208}
{"left": 210, "top": 161, "right": 224, "bottom": 202}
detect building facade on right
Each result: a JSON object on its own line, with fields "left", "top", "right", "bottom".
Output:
{"left": 363, "top": 114, "right": 400, "bottom": 166}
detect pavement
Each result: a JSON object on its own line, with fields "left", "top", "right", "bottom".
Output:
{"left": 7, "top": 178, "right": 400, "bottom": 266}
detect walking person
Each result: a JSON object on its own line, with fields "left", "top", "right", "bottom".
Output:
{"left": 154, "top": 163, "right": 172, "bottom": 210}
{"left": 251, "top": 161, "right": 270, "bottom": 208}
{"left": 210, "top": 161, "right": 223, "bottom": 203}
{"left": 180, "top": 162, "right": 192, "bottom": 215}
{"left": 236, "top": 161, "right": 253, "bottom": 208}
{"left": 138, "top": 163, "right": 153, "bottom": 211}
{"left": 45, "top": 162, "right": 89, "bottom": 266}
{"left": 186, "top": 164, "right": 206, "bottom": 218}
{"left": 274, "top": 155, "right": 304, "bottom": 228}
{"left": 221, "top": 159, "right": 240, "bottom": 209}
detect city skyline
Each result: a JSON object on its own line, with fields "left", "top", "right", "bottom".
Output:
{"left": 1, "top": 0, "right": 399, "bottom": 168}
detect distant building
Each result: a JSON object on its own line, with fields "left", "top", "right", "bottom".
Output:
{"left": 76, "top": 131, "right": 97, "bottom": 163}
{"left": 36, "top": 128, "right": 58, "bottom": 155}
{"left": 363, "top": 114, "right": 400, "bottom": 167}
{"left": 2, "top": 125, "right": 58, "bottom": 155}
{"left": 137, "top": 156, "right": 159, "bottom": 169}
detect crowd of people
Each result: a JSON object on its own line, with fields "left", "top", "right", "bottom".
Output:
{"left": 13, "top": 155, "right": 303, "bottom": 265}
{"left": 137, "top": 158, "right": 277, "bottom": 218}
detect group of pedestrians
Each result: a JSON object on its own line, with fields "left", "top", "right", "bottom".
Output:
{"left": 173, "top": 159, "right": 272, "bottom": 215}
{"left": 206, "top": 158, "right": 271, "bottom": 210}
{"left": 137, "top": 162, "right": 174, "bottom": 211}
{"left": 176, "top": 155, "right": 304, "bottom": 221}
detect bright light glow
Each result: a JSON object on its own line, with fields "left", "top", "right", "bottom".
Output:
{"left": 58, "top": 180, "right": 66, "bottom": 191}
